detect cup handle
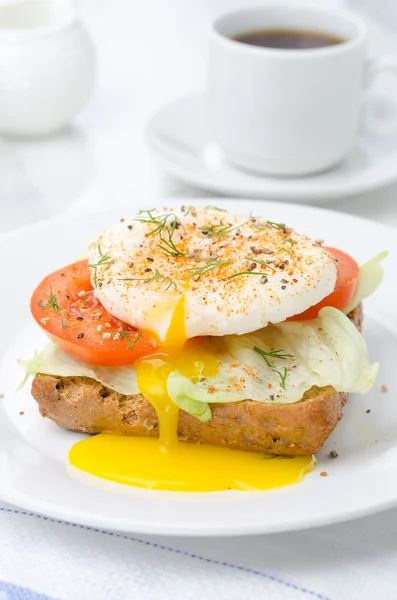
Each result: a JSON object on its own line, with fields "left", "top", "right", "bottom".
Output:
{"left": 363, "top": 55, "right": 397, "bottom": 135}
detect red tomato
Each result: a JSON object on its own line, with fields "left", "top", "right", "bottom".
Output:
{"left": 31, "top": 259, "right": 158, "bottom": 366}
{"left": 289, "top": 247, "right": 359, "bottom": 321}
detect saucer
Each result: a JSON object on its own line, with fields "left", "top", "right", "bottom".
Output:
{"left": 146, "top": 92, "right": 397, "bottom": 202}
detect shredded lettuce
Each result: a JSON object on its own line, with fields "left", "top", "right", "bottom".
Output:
{"left": 19, "top": 308, "right": 378, "bottom": 422}
{"left": 343, "top": 250, "right": 388, "bottom": 314}
{"left": 18, "top": 344, "right": 139, "bottom": 395}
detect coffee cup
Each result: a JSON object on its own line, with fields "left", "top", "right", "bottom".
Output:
{"left": 208, "top": 3, "right": 397, "bottom": 176}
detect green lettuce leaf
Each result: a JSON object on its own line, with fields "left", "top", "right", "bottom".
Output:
{"left": 343, "top": 250, "right": 388, "bottom": 314}
{"left": 166, "top": 307, "right": 379, "bottom": 422}
{"left": 18, "top": 343, "right": 139, "bottom": 395}
{"left": 167, "top": 385, "right": 212, "bottom": 423}
{"left": 19, "top": 302, "right": 380, "bottom": 423}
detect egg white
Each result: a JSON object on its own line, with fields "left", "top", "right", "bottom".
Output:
{"left": 88, "top": 207, "right": 337, "bottom": 340}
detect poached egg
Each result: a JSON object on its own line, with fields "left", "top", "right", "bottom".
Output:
{"left": 88, "top": 206, "right": 337, "bottom": 342}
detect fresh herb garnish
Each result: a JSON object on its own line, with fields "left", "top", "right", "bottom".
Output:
{"left": 283, "top": 239, "right": 296, "bottom": 245}
{"left": 274, "top": 366, "right": 288, "bottom": 389}
{"left": 157, "top": 229, "right": 185, "bottom": 257}
{"left": 135, "top": 210, "right": 186, "bottom": 256}
{"left": 88, "top": 244, "right": 113, "bottom": 287}
{"left": 282, "top": 247, "right": 295, "bottom": 262}
{"left": 227, "top": 271, "right": 268, "bottom": 279}
{"left": 253, "top": 346, "right": 293, "bottom": 390}
{"left": 198, "top": 222, "right": 242, "bottom": 238}
{"left": 124, "top": 330, "right": 143, "bottom": 350}
{"left": 267, "top": 221, "right": 286, "bottom": 231}
{"left": 135, "top": 210, "right": 184, "bottom": 238}
{"left": 205, "top": 205, "right": 227, "bottom": 212}
{"left": 137, "top": 208, "right": 156, "bottom": 216}
{"left": 244, "top": 256, "right": 275, "bottom": 271}
{"left": 119, "top": 268, "right": 176, "bottom": 290}
{"left": 252, "top": 222, "right": 267, "bottom": 231}
{"left": 40, "top": 285, "right": 61, "bottom": 313}
{"left": 186, "top": 259, "right": 232, "bottom": 279}
{"left": 253, "top": 347, "right": 294, "bottom": 367}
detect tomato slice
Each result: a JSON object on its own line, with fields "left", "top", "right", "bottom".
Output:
{"left": 289, "top": 247, "right": 359, "bottom": 321}
{"left": 31, "top": 259, "right": 158, "bottom": 366}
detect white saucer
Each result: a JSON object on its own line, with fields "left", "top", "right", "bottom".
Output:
{"left": 146, "top": 92, "right": 397, "bottom": 202}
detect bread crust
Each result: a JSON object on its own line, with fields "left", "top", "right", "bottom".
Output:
{"left": 31, "top": 304, "right": 363, "bottom": 456}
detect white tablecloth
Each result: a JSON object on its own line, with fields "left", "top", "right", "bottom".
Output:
{"left": 2, "top": 496, "right": 397, "bottom": 600}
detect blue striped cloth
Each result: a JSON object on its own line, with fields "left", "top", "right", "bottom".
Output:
{"left": 0, "top": 503, "right": 331, "bottom": 600}
{"left": 3, "top": 500, "right": 397, "bottom": 600}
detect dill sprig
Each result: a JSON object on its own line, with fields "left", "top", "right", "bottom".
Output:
{"left": 228, "top": 258, "right": 274, "bottom": 278}
{"left": 283, "top": 239, "right": 295, "bottom": 245}
{"left": 186, "top": 259, "right": 232, "bottom": 279}
{"left": 253, "top": 346, "right": 293, "bottom": 390}
{"left": 88, "top": 244, "right": 113, "bottom": 287}
{"left": 135, "top": 208, "right": 157, "bottom": 221}
{"left": 157, "top": 229, "right": 185, "bottom": 257}
{"left": 198, "top": 222, "right": 242, "bottom": 238}
{"left": 282, "top": 247, "right": 296, "bottom": 262}
{"left": 119, "top": 268, "right": 176, "bottom": 291}
{"left": 244, "top": 256, "right": 275, "bottom": 271}
{"left": 181, "top": 206, "right": 194, "bottom": 215}
{"left": 123, "top": 330, "right": 143, "bottom": 350}
{"left": 228, "top": 271, "right": 267, "bottom": 279}
{"left": 135, "top": 209, "right": 186, "bottom": 257}
{"left": 252, "top": 222, "right": 267, "bottom": 231}
{"left": 267, "top": 221, "right": 287, "bottom": 231}
{"left": 205, "top": 205, "right": 227, "bottom": 212}
{"left": 274, "top": 367, "right": 288, "bottom": 389}
{"left": 40, "top": 285, "right": 61, "bottom": 313}
{"left": 135, "top": 210, "right": 184, "bottom": 238}
{"left": 253, "top": 347, "right": 294, "bottom": 367}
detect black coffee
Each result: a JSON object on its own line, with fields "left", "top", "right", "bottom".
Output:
{"left": 234, "top": 28, "right": 345, "bottom": 50}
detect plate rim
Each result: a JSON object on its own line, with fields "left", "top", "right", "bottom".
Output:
{"left": 1, "top": 481, "right": 397, "bottom": 537}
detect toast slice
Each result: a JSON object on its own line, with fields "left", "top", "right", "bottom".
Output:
{"left": 31, "top": 304, "right": 362, "bottom": 456}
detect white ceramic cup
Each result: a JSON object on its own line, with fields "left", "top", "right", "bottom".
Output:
{"left": 208, "top": 3, "right": 397, "bottom": 176}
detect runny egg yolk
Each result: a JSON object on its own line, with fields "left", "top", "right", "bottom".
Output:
{"left": 69, "top": 296, "right": 315, "bottom": 492}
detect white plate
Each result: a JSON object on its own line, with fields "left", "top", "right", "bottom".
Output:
{"left": 146, "top": 92, "right": 397, "bottom": 201}
{"left": 0, "top": 198, "right": 396, "bottom": 537}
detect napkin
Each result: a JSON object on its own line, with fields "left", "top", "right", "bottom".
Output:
{"left": 2, "top": 499, "right": 397, "bottom": 600}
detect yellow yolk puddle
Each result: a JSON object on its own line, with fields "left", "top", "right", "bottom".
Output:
{"left": 69, "top": 296, "right": 315, "bottom": 491}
